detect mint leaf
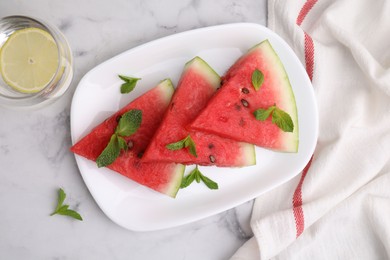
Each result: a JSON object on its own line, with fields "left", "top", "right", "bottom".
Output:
{"left": 96, "top": 134, "right": 120, "bottom": 168}
{"left": 199, "top": 174, "right": 219, "bottom": 190}
{"left": 166, "top": 135, "right": 197, "bottom": 157}
{"left": 96, "top": 110, "right": 143, "bottom": 168}
{"left": 51, "top": 188, "right": 83, "bottom": 221}
{"left": 195, "top": 167, "right": 201, "bottom": 183}
{"left": 57, "top": 209, "right": 83, "bottom": 221}
{"left": 166, "top": 139, "right": 186, "bottom": 150}
{"left": 165, "top": 139, "right": 185, "bottom": 151}
{"left": 117, "top": 136, "right": 128, "bottom": 151}
{"left": 253, "top": 106, "right": 275, "bottom": 121}
{"left": 184, "top": 135, "right": 198, "bottom": 157}
{"left": 253, "top": 105, "right": 294, "bottom": 132}
{"left": 116, "top": 110, "right": 142, "bottom": 137}
{"left": 180, "top": 166, "right": 218, "bottom": 190}
{"left": 58, "top": 205, "right": 69, "bottom": 212}
{"left": 180, "top": 171, "right": 196, "bottom": 188}
{"left": 251, "top": 69, "right": 264, "bottom": 91}
{"left": 119, "top": 75, "right": 141, "bottom": 94}
{"left": 56, "top": 188, "right": 66, "bottom": 211}
{"left": 272, "top": 107, "right": 294, "bottom": 132}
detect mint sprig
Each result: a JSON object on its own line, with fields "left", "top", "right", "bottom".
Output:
{"left": 115, "top": 108, "right": 142, "bottom": 136}
{"left": 50, "top": 188, "right": 83, "bottom": 221}
{"left": 251, "top": 69, "right": 264, "bottom": 91}
{"left": 118, "top": 75, "right": 141, "bottom": 94}
{"left": 166, "top": 135, "right": 197, "bottom": 157}
{"left": 253, "top": 105, "right": 294, "bottom": 132}
{"left": 96, "top": 109, "right": 142, "bottom": 167}
{"left": 181, "top": 166, "right": 218, "bottom": 190}
{"left": 96, "top": 134, "right": 122, "bottom": 167}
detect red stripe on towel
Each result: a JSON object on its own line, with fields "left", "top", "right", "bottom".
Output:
{"left": 304, "top": 32, "right": 315, "bottom": 81}
{"left": 293, "top": 156, "right": 313, "bottom": 237}
{"left": 296, "top": 0, "right": 318, "bottom": 26}
{"left": 292, "top": 0, "right": 317, "bottom": 238}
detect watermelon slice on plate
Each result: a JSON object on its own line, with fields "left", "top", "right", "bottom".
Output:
{"left": 71, "top": 79, "right": 185, "bottom": 198}
{"left": 190, "top": 39, "right": 299, "bottom": 152}
{"left": 70, "top": 23, "right": 318, "bottom": 231}
{"left": 143, "top": 57, "right": 255, "bottom": 167}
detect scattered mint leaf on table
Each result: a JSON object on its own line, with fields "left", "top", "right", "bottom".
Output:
{"left": 166, "top": 135, "right": 198, "bottom": 157}
{"left": 50, "top": 188, "right": 83, "bottom": 221}
{"left": 96, "top": 109, "right": 143, "bottom": 167}
{"left": 180, "top": 166, "right": 218, "bottom": 190}
{"left": 251, "top": 69, "right": 264, "bottom": 91}
{"left": 118, "top": 75, "right": 141, "bottom": 94}
{"left": 253, "top": 105, "right": 294, "bottom": 132}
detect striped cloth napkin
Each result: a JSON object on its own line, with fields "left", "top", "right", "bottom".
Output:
{"left": 231, "top": 0, "right": 390, "bottom": 259}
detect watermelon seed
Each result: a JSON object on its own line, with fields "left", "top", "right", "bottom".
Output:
{"left": 241, "top": 99, "right": 249, "bottom": 107}
{"left": 209, "top": 155, "right": 216, "bottom": 163}
{"left": 208, "top": 143, "right": 215, "bottom": 149}
{"left": 137, "top": 151, "right": 144, "bottom": 158}
{"left": 234, "top": 103, "right": 241, "bottom": 111}
{"left": 127, "top": 140, "right": 134, "bottom": 150}
{"left": 241, "top": 87, "right": 250, "bottom": 94}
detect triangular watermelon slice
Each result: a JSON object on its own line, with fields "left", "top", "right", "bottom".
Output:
{"left": 190, "top": 40, "right": 299, "bottom": 152}
{"left": 71, "top": 79, "right": 185, "bottom": 198}
{"left": 142, "top": 57, "right": 255, "bottom": 167}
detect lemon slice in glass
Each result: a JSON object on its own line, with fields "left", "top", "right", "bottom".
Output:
{"left": 0, "top": 27, "right": 59, "bottom": 94}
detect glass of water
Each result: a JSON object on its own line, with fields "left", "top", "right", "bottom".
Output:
{"left": 0, "top": 15, "right": 73, "bottom": 108}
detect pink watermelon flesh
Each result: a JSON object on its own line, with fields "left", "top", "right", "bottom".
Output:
{"left": 142, "top": 57, "right": 255, "bottom": 167}
{"left": 190, "top": 40, "right": 299, "bottom": 152}
{"left": 71, "top": 79, "right": 184, "bottom": 198}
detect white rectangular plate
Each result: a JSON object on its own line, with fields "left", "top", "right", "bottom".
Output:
{"left": 71, "top": 23, "right": 318, "bottom": 231}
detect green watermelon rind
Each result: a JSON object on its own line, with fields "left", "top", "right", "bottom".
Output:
{"left": 246, "top": 40, "right": 299, "bottom": 152}
{"left": 184, "top": 56, "right": 221, "bottom": 90}
{"left": 255, "top": 40, "right": 299, "bottom": 152}
{"left": 241, "top": 142, "right": 256, "bottom": 165}
{"left": 156, "top": 78, "right": 176, "bottom": 105}
{"left": 154, "top": 79, "right": 186, "bottom": 197}
{"left": 190, "top": 40, "right": 299, "bottom": 153}
{"left": 162, "top": 164, "right": 186, "bottom": 197}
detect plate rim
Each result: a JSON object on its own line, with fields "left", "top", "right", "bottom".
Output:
{"left": 70, "top": 22, "right": 318, "bottom": 231}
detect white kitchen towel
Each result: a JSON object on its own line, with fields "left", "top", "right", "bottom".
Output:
{"left": 231, "top": 0, "right": 390, "bottom": 259}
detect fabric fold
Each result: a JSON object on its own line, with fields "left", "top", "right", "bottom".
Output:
{"left": 231, "top": 0, "right": 390, "bottom": 259}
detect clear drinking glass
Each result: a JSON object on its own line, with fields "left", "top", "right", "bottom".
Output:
{"left": 0, "top": 15, "right": 73, "bottom": 108}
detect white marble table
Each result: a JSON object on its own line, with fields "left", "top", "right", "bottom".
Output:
{"left": 0, "top": 1, "right": 266, "bottom": 259}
